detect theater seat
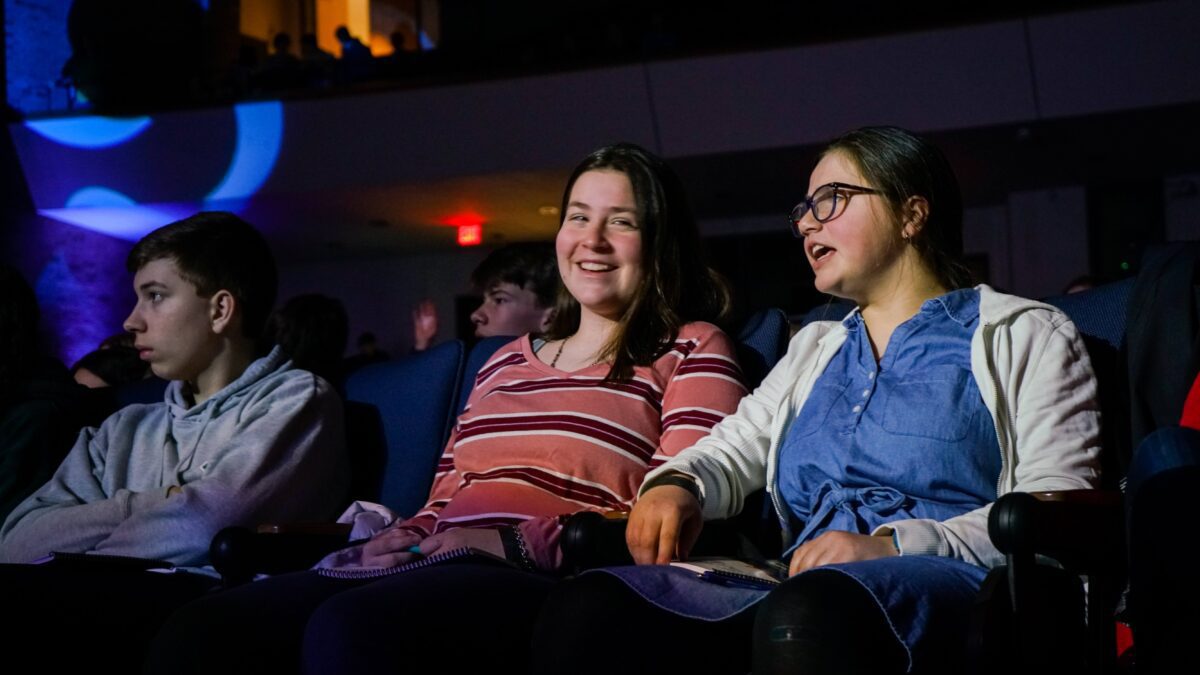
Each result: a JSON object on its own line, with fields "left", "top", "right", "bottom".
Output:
{"left": 344, "top": 339, "right": 466, "bottom": 516}
{"left": 973, "top": 274, "right": 1140, "bottom": 674}
{"left": 210, "top": 337, "right": 512, "bottom": 584}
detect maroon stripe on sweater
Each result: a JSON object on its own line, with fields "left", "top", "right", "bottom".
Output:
{"left": 475, "top": 351, "right": 526, "bottom": 385}
{"left": 662, "top": 408, "right": 727, "bottom": 431}
{"left": 676, "top": 357, "right": 744, "bottom": 382}
{"left": 456, "top": 414, "right": 655, "bottom": 462}
{"left": 432, "top": 515, "right": 526, "bottom": 533}
{"left": 668, "top": 339, "right": 699, "bottom": 358}
{"left": 490, "top": 377, "right": 662, "bottom": 410}
{"left": 459, "top": 466, "right": 629, "bottom": 510}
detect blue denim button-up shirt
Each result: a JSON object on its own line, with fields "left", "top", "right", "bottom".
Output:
{"left": 777, "top": 288, "right": 1002, "bottom": 553}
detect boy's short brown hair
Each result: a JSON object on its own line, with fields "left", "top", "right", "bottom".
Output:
{"left": 126, "top": 212, "right": 277, "bottom": 339}
{"left": 469, "top": 242, "right": 558, "bottom": 308}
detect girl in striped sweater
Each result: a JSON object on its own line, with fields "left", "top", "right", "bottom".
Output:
{"left": 147, "top": 143, "right": 748, "bottom": 674}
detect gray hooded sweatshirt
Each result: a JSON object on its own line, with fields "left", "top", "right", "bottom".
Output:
{"left": 0, "top": 347, "right": 348, "bottom": 566}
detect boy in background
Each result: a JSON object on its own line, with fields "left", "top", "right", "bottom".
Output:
{"left": 411, "top": 242, "right": 558, "bottom": 351}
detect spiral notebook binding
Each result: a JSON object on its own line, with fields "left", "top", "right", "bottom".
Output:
{"left": 316, "top": 546, "right": 477, "bottom": 579}
{"left": 701, "top": 569, "right": 780, "bottom": 588}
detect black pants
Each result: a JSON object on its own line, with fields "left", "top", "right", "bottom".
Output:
{"left": 531, "top": 568, "right": 906, "bottom": 675}
{"left": 145, "top": 563, "right": 556, "bottom": 675}
{"left": 754, "top": 570, "right": 908, "bottom": 674}
{"left": 0, "top": 562, "right": 218, "bottom": 673}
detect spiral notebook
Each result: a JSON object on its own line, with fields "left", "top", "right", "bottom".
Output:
{"left": 669, "top": 557, "right": 789, "bottom": 590}
{"left": 316, "top": 546, "right": 513, "bottom": 580}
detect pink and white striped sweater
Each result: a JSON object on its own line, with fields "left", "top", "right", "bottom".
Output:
{"left": 395, "top": 322, "right": 746, "bottom": 571}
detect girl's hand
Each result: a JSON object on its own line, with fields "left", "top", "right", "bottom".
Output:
{"left": 626, "top": 485, "right": 703, "bottom": 565}
{"left": 361, "top": 527, "right": 424, "bottom": 567}
{"left": 788, "top": 531, "right": 898, "bottom": 576}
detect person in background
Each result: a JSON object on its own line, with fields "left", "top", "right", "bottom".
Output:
{"left": 342, "top": 331, "right": 390, "bottom": 375}
{"left": 0, "top": 264, "right": 95, "bottom": 521}
{"left": 412, "top": 242, "right": 558, "bottom": 351}
{"left": 263, "top": 293, "right": 350, "bottom": 390}
{"left": 71, "top": 345, "right": 149, "bottom": 388}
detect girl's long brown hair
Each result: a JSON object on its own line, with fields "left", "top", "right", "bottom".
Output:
{"left": 544, "top": 143, "right": 731, "bottom": 381}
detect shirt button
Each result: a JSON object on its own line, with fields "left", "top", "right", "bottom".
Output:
{"left": 868, "top": 372, "right": 876, "bottom": 380}
{"left": 861, "top": 389, "right": 870, "bottom": 398}
{"left": 852, "top": 405, "right": 862, "bottom": 413}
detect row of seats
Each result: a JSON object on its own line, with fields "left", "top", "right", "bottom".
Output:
{"left": 211, "top": 309, "right": 792, "bottom": 582}
{"left": 207, "top": 251, "right": 1183, "bottom": 674}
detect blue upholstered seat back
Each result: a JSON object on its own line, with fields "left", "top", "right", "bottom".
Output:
{"left": 1043, "top": 277, "right": 1134, "bottom": 351}
{"left": 344, "top": 340, "right": 465, "bottom": 517}
{"left": 455, "top": 336, "right": 517, "bottom": 415}
{"left": 735, "top": 308, "right": 791, "bottom": 389}
{"left": 1044, "top": 277, "right": 1136, "bottom": 486}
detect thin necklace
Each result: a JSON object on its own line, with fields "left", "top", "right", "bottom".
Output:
{"left": 549, "top": 334, "right": 604, "bottom": 369}
{"left": 550, "top": 334, "right": 569, "bottom": 368}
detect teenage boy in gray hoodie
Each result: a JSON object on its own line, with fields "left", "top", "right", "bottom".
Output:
{"left": 0, "top": 212, "right": 350, "bottom": 669}
{"left": 0, "top": 212, "right": 349, "bottom": 564}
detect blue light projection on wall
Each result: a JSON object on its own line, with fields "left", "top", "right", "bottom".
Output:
{"left": 42, "top": 186, "right": 194, "bottom": 240}
{"left": 64, "top": 186, "right": 136, "bottom": 208}
{"left": 30, "top": 101, "right": 285, "bottom": 241}
{"left": 205, "top": 102, "right": 285, "bottom": 202}
{"left": 25, "top": 115, "right": 153, "bottom": 149}
{"left": 41, "top": 203, "right": 199, "bottom": 241}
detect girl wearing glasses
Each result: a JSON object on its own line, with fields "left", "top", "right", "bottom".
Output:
{"left": 532, "top": 126, "right": 1101, "bottom": 674}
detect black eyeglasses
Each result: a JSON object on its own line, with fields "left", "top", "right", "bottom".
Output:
{"left": 787, "top": 182, "right": 882, "bottom": 237}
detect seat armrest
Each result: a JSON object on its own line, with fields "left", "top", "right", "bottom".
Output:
{"left": 561, "top": 512, "right": 635, "bottom": 571}
{"left": 985, "top": 490, "right": 1126, "bottom": 672}
{"left": 255, "top": 522, "right": 354, "bottom": 536}
{"left": 210, "top": 525, "right": 355, "bottom": 585}
{"left": 988, "top": 490, "right": 1125, "bottom": 575}
{"left": 561, "top": 511, "right": 763, "bottom": 573}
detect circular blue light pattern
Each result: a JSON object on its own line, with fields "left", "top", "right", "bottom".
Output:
{"left": 205, "top": 101, "right": 285, "bottom": 202}
{"left": 24, "top": 115, "right": 153, "bottom": 149}
{"left": 32, "top": 100, "right": 285, "bottom": 240}
{"left": 64, "top": 186, "right": 137, "bottom": 208}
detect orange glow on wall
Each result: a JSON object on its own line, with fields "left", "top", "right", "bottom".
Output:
{"left": 457, "top": 224, "right": 483, "bottom": 246}
{"left": 317, "top": 0, "right": 371, "bottom": 57}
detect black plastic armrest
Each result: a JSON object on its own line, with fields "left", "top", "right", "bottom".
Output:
{"left": 561, "top": 512, "right": 635, "bottom": 571}
{"left": 209, "top": 524, "right": 356, "bottom": 585}
{"left": 988, "top": 489, "right": 1125, "bottom": 576}
{"left": 560, "top": 511, "right": 752, "bottom": 573}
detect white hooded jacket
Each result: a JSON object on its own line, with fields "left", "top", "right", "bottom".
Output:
{"left": 643, "top": 285, "right": 1102, "bottom": 568}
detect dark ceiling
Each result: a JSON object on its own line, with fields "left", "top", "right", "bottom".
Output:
{"left": 673, "top": 101, "right": 1200, "bottom": 220}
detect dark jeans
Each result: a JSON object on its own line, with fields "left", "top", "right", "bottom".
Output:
{"left": 754, "top": 569, "right": 907, "bottom": 675}
{"left": 145, "top": 563, "right": 555, "bottom": 675}
{"left": 532, "top": 568, "right": 905, "bottom": 675}
{"left": 0, "top": 562, "right": 218, "bottom": 672}
{"left": 531, "top": 570, "right": 757, "bottom": 675}
{"left": 1126, "top": 425, "right": 1200, "bottom": 674}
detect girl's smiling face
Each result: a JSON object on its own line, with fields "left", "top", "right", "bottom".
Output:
{"left": 556, "top": 169, "right": 644, "bottom": 322}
